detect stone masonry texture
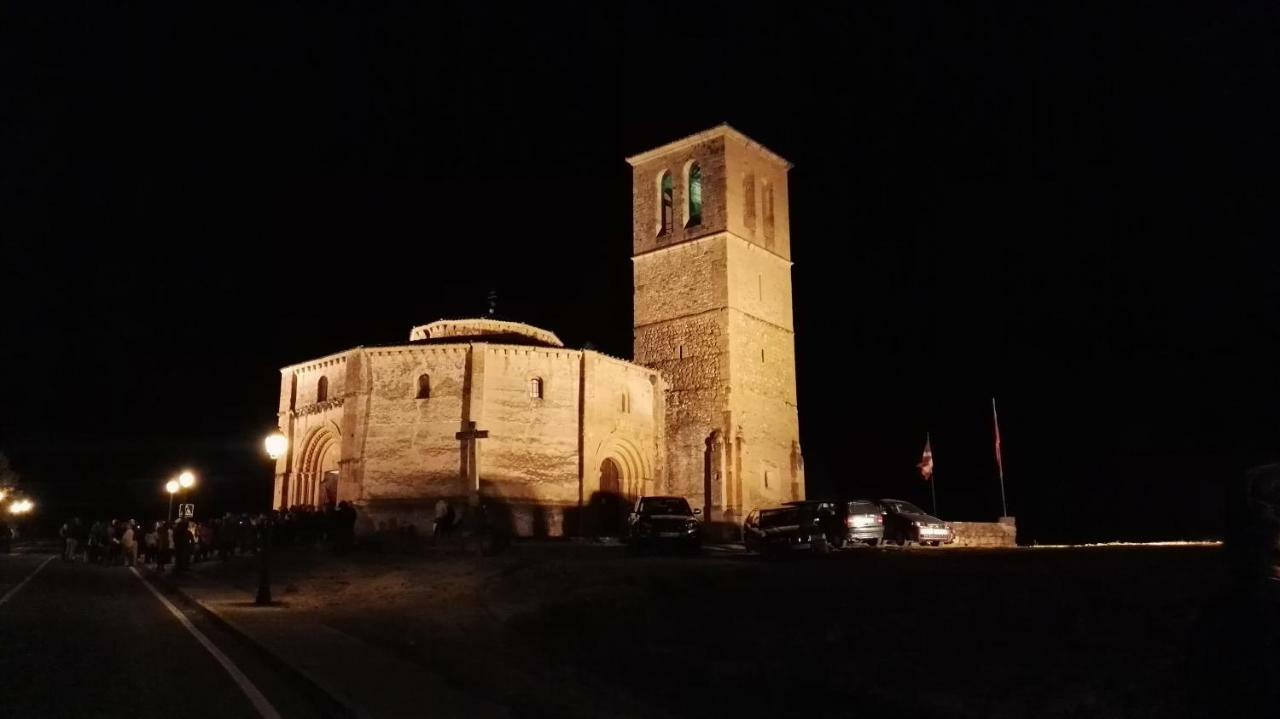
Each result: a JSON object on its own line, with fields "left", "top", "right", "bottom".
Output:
{"left": 629, "top": 125, "right": 804, "bottom": 528}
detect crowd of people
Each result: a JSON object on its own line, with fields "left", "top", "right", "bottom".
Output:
{"left": 56, "top": 502, "right": 360, "bottom": 570}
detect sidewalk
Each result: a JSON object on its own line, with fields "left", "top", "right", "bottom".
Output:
{"left": 163, "top": 569, "right": 509, "bottom": 719}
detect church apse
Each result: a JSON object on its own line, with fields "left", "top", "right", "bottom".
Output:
{"left": 274, "top": 320, "right": 662, "bottom": 538}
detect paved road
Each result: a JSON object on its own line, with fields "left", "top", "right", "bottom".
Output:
{"left": 0, "top": 550, "right": 334, "bottom": 719}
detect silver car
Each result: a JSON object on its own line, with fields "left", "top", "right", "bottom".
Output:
{"left": 879, "top": 498, "right": 955, "bottom": 547}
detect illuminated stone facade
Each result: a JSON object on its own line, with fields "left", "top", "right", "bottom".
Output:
{"left": 628, "top": 125, "right": 803, "bottom": 528}
{"left": 272, "top": 126, "right": 803, "bottom": 536}
{"left": 273, "top": 320, "right": 664, "bottom": 536}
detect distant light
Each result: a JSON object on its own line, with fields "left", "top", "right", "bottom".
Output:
{"left": 179, "top": 471, "right": 196, "bottom": 489}
{"left": 8, "top": 499, "right": 33, "bottom": 515}
{"left": 0, "top": 489, "right": 7, "bottom": 502}
{"left": 166, "top": 480, "right": 180, "bottom": 494}
{"left": 265, "top": 430, "right": 288, "bottom": 460}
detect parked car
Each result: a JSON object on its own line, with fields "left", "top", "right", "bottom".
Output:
{"left": 783, "top": 499, "right": 885, "bottom": 548}
{"left": 878, "top": 498, "right": 954, "bottom": 546}
{"left": 626, "top": 496, "right": 702, "bottom": 551}
{"left": 743, "top": 505, "right": 831, "bottom": 556}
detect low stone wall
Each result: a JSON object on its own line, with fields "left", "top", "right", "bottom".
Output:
{"left": 950, "top": 517, "right": 1017, "bottom": 547}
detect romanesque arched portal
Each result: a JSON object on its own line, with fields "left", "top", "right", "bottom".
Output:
{"left": 294, "top": 427, "right": 339, "bottom": 508}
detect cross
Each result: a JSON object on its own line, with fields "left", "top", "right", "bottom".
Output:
{"left": 456, "top": 421, "right": 489, "bottom": 503}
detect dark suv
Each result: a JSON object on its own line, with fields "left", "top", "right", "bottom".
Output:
{"left": 783, "top": 500, "right": 885, "bottom": 548}
{"left": 743, "top": 505, "right": 831, "bottom": 555}
{"left": 626, "top": 496, "right": 702, "bottom": 552}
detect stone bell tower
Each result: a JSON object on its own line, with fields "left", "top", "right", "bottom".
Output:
{"left": 628, "top": 124, "right": 803, "bottom": 528}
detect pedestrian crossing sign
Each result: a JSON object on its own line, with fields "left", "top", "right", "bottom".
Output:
{"left": 179, "top": 503, "right": 194, "bottom": 519}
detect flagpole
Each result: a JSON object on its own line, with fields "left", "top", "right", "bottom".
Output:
{"left": 927, "top": 432, "right": 938, "bottom": 517}
{"left": 993, "top": 397, "right": 1008, "bottom": 517}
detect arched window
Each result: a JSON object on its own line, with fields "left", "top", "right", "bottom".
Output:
{"left": 529, "top": 377, "right": 544, "bottom": 399}
{"left": 743, "top": 173, "right": 756, "bottom": 231}
{"left": 416, "top": 374, "right": 431, "bottom": 399}
{"left": 316, "top": 376, "right": 329, "bottom": 403}
{"left": 762, "top": 180, "right": 775, "bottom": 247}
{"left": 685, "top": 162, "right": 702, "bottom": 227}
{"left": 658, "top": 171, "right": 673, "bottom": 235}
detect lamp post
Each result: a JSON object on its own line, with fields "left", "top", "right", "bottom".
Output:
{"left": 258, "top": 429, "right": 287, "bottom": 606}
{"left": 167, "top": 470, "right": 197, "bottom": 522}
{"left": 166, "top": 480, "right": 180, "bottom": 522}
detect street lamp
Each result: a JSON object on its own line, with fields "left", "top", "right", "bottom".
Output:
{"left": 167, "top": 471, "right": 197, "bottom": 522}
{"left": 265, "top": 430, "right": 288, "bottom": 461}
{"left": 8, "top": 499, "right": 33, "bottom": 514}
{"left": 256, "top": 429, "right": 287, "bottom": 606}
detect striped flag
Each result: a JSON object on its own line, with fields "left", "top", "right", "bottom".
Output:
{"left": 917, "top": 434, "right": 934, "bottom": 481}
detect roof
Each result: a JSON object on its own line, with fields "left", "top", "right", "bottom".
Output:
{"left": 624, "top": 123, "right": 793, "bottom": 169}
{"left": 408, "top": 318, "right": 564, "bottom": 348}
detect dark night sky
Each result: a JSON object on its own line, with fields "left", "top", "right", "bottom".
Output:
{"left": 2, "top": 3, "right": 1277, "bottom": 543}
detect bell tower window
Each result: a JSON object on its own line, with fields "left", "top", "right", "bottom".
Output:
{"left": 316, "top": 376, "right": 329, "bottom": 403}
{"left": 685, "top": 162, "right": 702, "bottom": 227}
{"left": 658, "top": 171, "right": 673, "bottom": 236}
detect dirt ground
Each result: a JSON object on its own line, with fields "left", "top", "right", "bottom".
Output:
{"left": 193, "top": 543, "right": 1227, "bottom": 718}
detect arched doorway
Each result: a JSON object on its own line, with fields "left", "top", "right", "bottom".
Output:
{"left": 593, "top": 458, "right": 627, "bottom": 537}
{"left": 600, "top": 457, "right": 621, "bottom": 494}
{"left": 317, "top": 442, "right": 339, "bottom": 509}
{"left": 295, "top": 428, "right": 339, "bottom": 508}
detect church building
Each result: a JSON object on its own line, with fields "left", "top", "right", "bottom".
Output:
{"left": 271, "top": 125, "right": 803, "bottom": 535}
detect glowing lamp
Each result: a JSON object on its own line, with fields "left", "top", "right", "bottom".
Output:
{"left": 179, "top": 470, "right": 196, "bottom": 489}
{"left": 166, "top": 480, "right": 180, "bottom": 494}
{"left": 264, "top": 430, "right": 288, "bottom": 460}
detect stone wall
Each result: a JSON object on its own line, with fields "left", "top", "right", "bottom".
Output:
{"left": 475, "top": 344, "right": 581, "bottom": 503}
{"left": 358, "top": 346, "right": 469, "bottom": 499}
{"left": 633, "top": 236, "right": 731, "bottom": 507}
{"left": 950, "top": 518, "right": 1018, "bottom": 547}
{"left": 724, "top": 131, "right": 792, "bottom": 259}
{"left": 580, "top": 351, "right": 665, "bottom": 500}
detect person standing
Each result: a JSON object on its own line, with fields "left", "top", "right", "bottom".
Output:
{"left": 156, "top": 521, "right": 172, "bottom": 571}
{"left": 142, "top": 524, "right": 158, "bottom": 565}
{"left": 173, "top": 518, "right": 192, "bottom": 573}
{"left": 121, "top": 521, "right": 138, "bottom": 567}
{"left": 59, "top": 519, "right": 73, "bottom": 560}
{"left": 108, "top": 520, "right": 123, "bottom": 565}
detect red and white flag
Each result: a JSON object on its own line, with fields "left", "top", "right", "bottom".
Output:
{"left": 917, "top": 434, "right": 934, "bottom": 481}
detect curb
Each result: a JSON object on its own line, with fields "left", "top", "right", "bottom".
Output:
{"left": 154, "top": 572, "right": 366, "bottom": 719}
